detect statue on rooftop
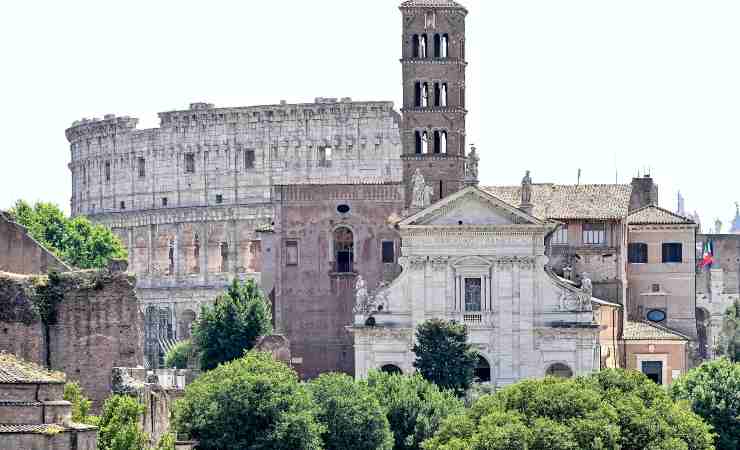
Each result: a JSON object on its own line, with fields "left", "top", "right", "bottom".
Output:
{"left": 521, "top": 170, "right": 533, "bottom": 205}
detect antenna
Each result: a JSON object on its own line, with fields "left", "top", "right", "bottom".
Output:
{"left": 577, "top": 168, "right": 582, "bottom": 186}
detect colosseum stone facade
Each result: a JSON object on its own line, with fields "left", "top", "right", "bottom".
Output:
{"left": 66, "top": 98, "right": 404, "bottom": 369}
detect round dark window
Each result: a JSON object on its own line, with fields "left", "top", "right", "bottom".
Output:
{"left": 646, "top": 309, "right": 666, "bottom": 323}
{"left": 337, "top": 204, "right": 350, "bottom": 214}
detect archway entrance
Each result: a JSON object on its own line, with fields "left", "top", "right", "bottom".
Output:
{"left": 546, "top": 363, "right": 573, "bottom": 378}
{"left": 380, "top": 364, "right": 402, "bottom": 375}
{"left": 474, "top": 355, "right": 491, "bottom": 382}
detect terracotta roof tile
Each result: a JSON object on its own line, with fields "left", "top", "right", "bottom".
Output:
{"left": 0, "top": 423, "right": 96, "bottom": 434}
{"left": 400, "top": 0, "right": 466, "bottom": 9}
{"left": 483, "top": 184, "right": 633, "bottom": 221}
{"left": 622, "top": 321, "right": 690, "bottom": 341}
{"left": 627, "top": 205, "right": 695, "bottom": 225}
{"left": 0, "top": 353, "right": 65, "bottom": 384}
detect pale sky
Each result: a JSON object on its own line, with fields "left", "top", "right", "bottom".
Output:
{"left": 1, "top": 0, "right": 738, "bottom": 231}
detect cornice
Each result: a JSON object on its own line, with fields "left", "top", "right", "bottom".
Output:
{"left": 85, "top": 204, "right": 274, "bottom": 228}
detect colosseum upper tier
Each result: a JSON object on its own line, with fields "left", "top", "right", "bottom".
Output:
{"left": 66, "top": 98, "right": 402, "bottom": 367}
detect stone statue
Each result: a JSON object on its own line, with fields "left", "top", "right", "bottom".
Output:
{"left": 424, "top": 184, "right": 434, "bottom": 207}
{"left": 715, "top": 218, "right": 723, "bottom": 234}
{"left": 581, "top": 273, "right": 593, "bottom": 298}
{"left": 411, "top": 169, "right": 427, "bottom": 209}
{"left": 521, "top": 170, "right": 533, "bottom": 205}
{"left": 465, "top": 145, "right": 479, "bottom": 181}
{"left": 354, "top": 275, "right": 370, "bottom": 314}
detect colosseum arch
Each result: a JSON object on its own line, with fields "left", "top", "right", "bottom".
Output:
{"left": 178, "top": 309, "right": 197, "bottom": 340}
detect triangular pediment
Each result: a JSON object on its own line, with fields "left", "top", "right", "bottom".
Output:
{"left": 400, "top": 186, "right": 545, "bottom": 227}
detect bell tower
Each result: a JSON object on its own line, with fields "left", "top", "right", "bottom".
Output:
{"left": 399, "top": 0, "right": 469, "bottom": 206}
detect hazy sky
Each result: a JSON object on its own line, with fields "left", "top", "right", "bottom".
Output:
{"left": 1, "top": 0, "right": 738, "bottom": 231}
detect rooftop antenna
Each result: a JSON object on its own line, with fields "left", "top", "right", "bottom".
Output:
{"left": 577, "top": 168, "right": 582, "bottom": 186}
{"left": 614, "top": 153, "right": 618, "bottom": 184}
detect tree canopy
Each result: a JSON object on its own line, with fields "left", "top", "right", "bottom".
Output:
{"left": 8, "top": 200, "right": 127, "bottom": 269}
{"left": 423, "top": 369, "right": 715, "bottom": 450}
{"left": 174, "top": 352, "right": 323, "bottom": 450}
{"left": 192, "top": 278, "right": 272, "bottom": 370}
{"left": 671, "top": 358, "right": 740, "bottom": 450}
{"left": 97, "top": 395, "right": 149, "bottom": 450}
{"left": 308, "top": 373, "right": 393, "bottom": 450}
{"left": 164, "top": 339, "right": 193, "bottom": 369}
{"left": 413, "top": 319, "right": 478, "bottom": 396}
{"left": 366, "top": 370, "right": 464, "bottom": 450}
{"left": 716, "top": 299, "right": 740, "bottom": 362}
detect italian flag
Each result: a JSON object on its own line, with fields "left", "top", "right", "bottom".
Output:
{"left": 698, "top": 240, "right": 714, "bottom": 268}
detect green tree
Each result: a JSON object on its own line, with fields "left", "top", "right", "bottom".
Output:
{"left": 308, "top": 373, "right": 393, "bottom": 450}
{"left": 97, "top": 395, "right": 148, "bottom": 450}
{"left": 671, "top": 358, "right": 740, "bottom": 450}
{"left": 716, "top": 299, "right": 740, "bottom": 362}
{"left": 424, "top": 369, "right": 715, "bottom": 450}
{"left": 174, "top": 352, "right": 323, "bottom": 450}
{"left": 164, "top": 340, "right": 193, "bottom": 369}
{"left": 153, "top": 433, "right": 176, "bottom": 450}
{"left": 413, "top": 319, "right": 478, "bottom": 395}
{"left": 193, "top": 278, "right": 272, "bottom": 371}
{"left": 63, "top": 381, "right": 97, "bottom": 425}
{"left": 8, "top": 200, "right": 127, "bottom": 269}
{"left": 366, "top": 370, "right": 464, "bottom": 450}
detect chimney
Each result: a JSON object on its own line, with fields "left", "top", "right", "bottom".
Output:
{"left": 629, "top": 175, "right": 658, "bottom": 211}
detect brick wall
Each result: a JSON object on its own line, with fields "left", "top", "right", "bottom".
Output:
{"left": 0, "top": 213, "right": 70, "bottom": 275}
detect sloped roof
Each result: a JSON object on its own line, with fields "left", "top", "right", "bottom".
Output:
{"left": 400, "top": 0, "right": 467, "bottom": 9}
{"left": 0, "top": 423, "right": 97, "bottom": 434}
{"left": 0, "top": 353, "right": 65, "bottom": 384}
{"left": 622, "top": 321, "right": 690, "bottom": 341}
{"left": 627, "top": 205, "right": 695, "bottom": 225}
{"left": 482, "top": 184, "right": 633, "bottom": 221}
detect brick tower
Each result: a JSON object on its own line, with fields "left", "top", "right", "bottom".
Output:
{"left": 400, "top": 0, "right": 469, "bottom": 205}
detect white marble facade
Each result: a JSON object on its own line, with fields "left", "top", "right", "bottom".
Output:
{"left": 349, "top": 187, "right": 603, "bottom": 386}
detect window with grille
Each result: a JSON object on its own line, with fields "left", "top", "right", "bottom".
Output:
{"left": 628, "top": 243, "right": 648, "bottom": 263}
{"left": 185, "top": 153, "right": 195, "bottom": 173}
{"left": 582, "top": 222, "right": 606, "bottom": 245}
{"left": 137, "top": 157, "right": 146, "bottom": 178}
{"left": 286, "top": 241, "right": 299, "bottom": 266}
{"left": 382, "top": 241, "right": 395, "bottom": 263}
{"left": 551, "top": 225, "right": 568, "bottom": 245}
{"left": 245, "top": 149, "right": 255, "bottom": 169}
{"left": 465, "top": 278, "right": 482, "bottom": 312}
{"left": 662, "top": 243, "right": 682, "bottom": 263}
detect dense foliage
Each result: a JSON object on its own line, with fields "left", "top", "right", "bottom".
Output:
{"left": 716, "top": 299, "right": 740, "bottom": 362}
{"left": 63, "top": 381, "right": 97, "bottom": 425}
{"left": 423, "top": 369, "right": 715, "bottom": 450}
{"left": 366, "top": 370, "right": 464, "bottom": 450}
{"left": 308, "top": 373, "right": 393, "bottom": 450}
{"left": 8, "top": 200, "right": 127, "bottom": 269}
{"left": 413, "top": 319, "right": 477, "bottom": 396}
{"left": 174, "top": 352, "right": 323, "bottom": 450}
{"left": 97, "top": 395, "right": 149, "bottom": 450}
{"left": 193, "top": 278, "right": 272, "bottom": 371}
{"left": 671, "top": 358, "right": 740, "bottom": 450}
{"left": 164, "top": 340, "right": 193, "bottom": 369}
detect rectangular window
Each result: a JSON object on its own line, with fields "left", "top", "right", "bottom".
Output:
{"left": 382, "top": 241, "right": 395, "bottom": 263}
{"left": 162, "top": 197, "right": 168, "bottom": 207}
{"left": 582, "top": 222, "right": 606, "bottom": 245}
{"left": 245, "top": 149, "right": 255, "bottom": 169}
{"left": 551, "top": 225, "right": 568, "bottom": 245}
{"left": 119, "top": 201, "right": 125, "bottom": 210}
{"left": 641, "top": 361, "right": 663, "bottom": 385}
{"left": 137, "top": 157, "right": 146, "bottom": 178}
{"left": 652, "top": 283, "right": 661, "bottom": 293}
{"left": 185, "top": 153, "right": 195, "bottom": 173}
{"left": 215, "top": 194, "right": 223, "bottom": 204}
{"left": 105, "top": 161, "right": 111, "bottom": 182}
{"left": 318, "top": 146, "right": 332, "bottom": 167}
{"left": 628, "top": 243, "right": 648, "bottom": 264}
{"left": 464, "top": 278, "right": 482, "bottom": 312}
{"left": 285, "top": 240, "right": 299, "bottom": 266}
{"left": 662, "top": 243, "right": 683, "bottom": 263}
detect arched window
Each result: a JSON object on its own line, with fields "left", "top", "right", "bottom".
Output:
{"left": 475, "top": 355, "right": 491, "bottom": 382}
{"left": 412, "top": 34, "right": 420, "bottom": 58}
{"left": 420, "top": 34, "right": 428, "bottom": 58}
{"left": 334, "top": 227, "right": 354, "bottom": 273}
{"left": 421, "top": 83, "right": 429, "bottom": 107}
{"left": 414, "top": 82, "right": 422, "bottom": 107}
{"left": 421, "top": 131, "right": 429, "bottom": 154}
{"left": 440, "top": 131, "right": 447, "bottom": 154}
{"left": 440, "top": 83, "right": 448, "bottom": 107}
{"left": 546, "top": 363, "right": 573, "bottom": 378}
{"left": 179, "top": 309, "right": 197, "bottom": 340}
{"left": 415, "top": 131, "right": 423, "bottom": 154}
{"left": 381, "top": 364, "right": 402, "bottom": 375}
{"left": 441, "top": 34, "right": 449, "bottom": 58}
{"left": 433, "top": 131, "right": 441, "bottom": 154}
{"left": 220, "top": 242, "right": 229, "bottom": 273}
{"left": 433, "top": 34, "right": 441, "bottom": 58}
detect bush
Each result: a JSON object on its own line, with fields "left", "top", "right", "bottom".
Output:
{"left": 174, "top": 352, "right": 323, "bottom": 450}
{"left": 308, "top": 373, "right": 393, "bottom": 450}
{"left": 63, "top": 382, "right": 96, "bottom": 425}
{"left": 366, "top": 370, "right": 464, "bottom": 450}
{"left": 193, "top": 279, "right": 272, "bottom": 371}
{"left": 164, "top": 340, "right": 193, "bottom": 369}
{"left": 413, "top": 319, "right": 477, "bottom": 396}
{"left": 97, "top": 395, "right": 148, "bottom": 450}
{"left": 671, "top": 358, "right": 740, "bottom": 450}
{"left": 424, "top": 369, "right": 715, "bottom": 450}
{"left": 716, "top": 299, "right": 740, "bottom": 362}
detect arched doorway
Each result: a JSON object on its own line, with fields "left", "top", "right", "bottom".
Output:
{"left": 380, "top": 364, "right": 402, "bottom": 375}
{"left": 474, "top": 355, "right": 491, "bottom": 383}
{"left": 546, "top": 363, "right": 573, "bottom": 378}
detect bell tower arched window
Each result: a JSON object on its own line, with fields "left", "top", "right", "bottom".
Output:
{"left": 440, "top": 131, "right": 447, "bottom": 154}
{"left": 414, "top": 82, "right": 421, "bottom": 107}
{"left": 420, "top": 34, "right": 428, "bottom": 58}
{"left": 434, "top": 34, "right": 441, "bottom": 58}
{"left": 441, "top": 34, "right": 449, "bottom": 58}
{"left": 412, "top": 34, "right": 420, "bottom": 58}
{"left": 441, "top": 83, "right": 448, "bottom": 107}
{"left": 421, "top": 131, "right": 429, "bottom": 154}
{"left": 415, "top": 131, "right": 423, "bottom": 154}
{"left": 421, "top": 83, "right": 429, "bottom": 107}
{"left": 334, "top": 227, "right": 354, "bottom": 273}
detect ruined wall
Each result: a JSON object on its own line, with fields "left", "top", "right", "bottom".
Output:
{"left": 268, "top": 184, "right": 404, "bottom": 377}
{"left": 0, "top": 269, "right": 143, "bottom": 411}
{"left": 0, "top": 213, "right": 70, "bottom": 275}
